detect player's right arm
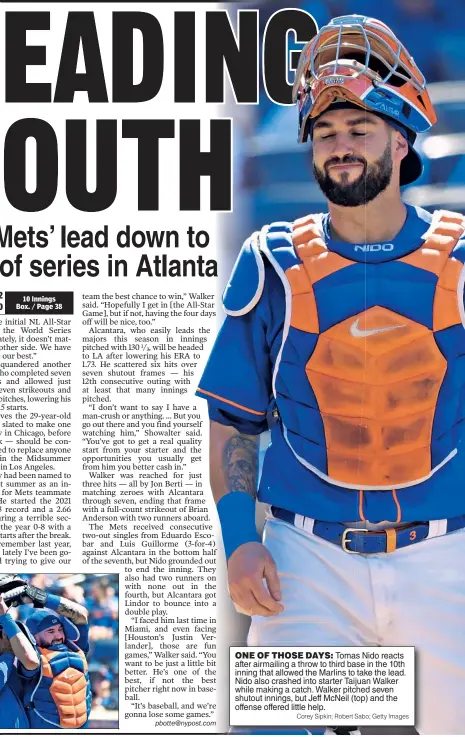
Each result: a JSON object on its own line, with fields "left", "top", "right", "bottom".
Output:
{"left": 210, "top": 420, "right": 283, "bottom": 617}
{"left": 198, "top": 243, "right": 285, "bottom": 617}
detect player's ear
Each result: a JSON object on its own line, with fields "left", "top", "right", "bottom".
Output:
{"left": 393, "top": 130, "right": 409, "bottom": 162}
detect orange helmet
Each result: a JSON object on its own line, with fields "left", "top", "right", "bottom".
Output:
{"left": 292, "top": 15, "right": 437, "bottom": 184}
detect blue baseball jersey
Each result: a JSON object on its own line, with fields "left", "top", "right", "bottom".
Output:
{"left": 0, "top": 654, "right": 37, "bottom": 729}
{"left": 197, "top": 205, "right": 465, "bottom": 523}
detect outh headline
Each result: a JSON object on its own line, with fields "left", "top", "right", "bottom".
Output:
{"left": 2, "top": 8, "right": 317, "bottom": 278}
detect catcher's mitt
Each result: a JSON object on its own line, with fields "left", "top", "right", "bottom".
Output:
{"left": 0, "top": 574, "right": 28, "bottom": 606}
{"left": 0, "top": 574, "right": 28, "bottom": 594}
{"left": 22, "top": 584, "right": 47, "bottom": 608}
{"left": 0, "top": 575, "right": 47, "bottom": 608}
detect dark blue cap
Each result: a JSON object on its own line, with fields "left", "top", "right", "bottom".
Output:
{"left": 25, "top": 608, "right": 79, "bottom": 641}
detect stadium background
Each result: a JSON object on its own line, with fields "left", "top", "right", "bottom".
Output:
{"left": 12, "top": 573, "right": 119, "bottom": 730}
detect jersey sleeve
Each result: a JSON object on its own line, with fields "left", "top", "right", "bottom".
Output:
{"left": 74, "top": 623, "right": 90, "bottom": 655}
{"left": 196, "top": 311, "right": 271, "bottom": 431}
{"left": 17, "top": 659, "right": 40, "bottom": 679}
{"left": 196, "top": 263, "right": 282, "bottom": 434}
{"left": 0, "top": 654, "right": 14, "bottom": 688}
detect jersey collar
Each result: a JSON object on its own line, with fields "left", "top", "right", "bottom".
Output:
{"left": 322, "top": 205, "right": 432, "bottom": 263}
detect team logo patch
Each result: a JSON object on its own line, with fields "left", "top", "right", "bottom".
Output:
{"left": 377, "top": 102, "right": 400, "bottom": 116}
{"left": 349, "top": 318, "right": 406, "bottom": 339}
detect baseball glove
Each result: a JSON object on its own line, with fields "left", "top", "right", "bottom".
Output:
{"left": 0, "top": 575, "right": 47, "bottom": 608}
{"left": 0, "top": 574, "right": 28, "bottom": 606}
{"left": 22, "top": 584, "right": 47, "bottom": 608}
{"left": 3, "top": 585, "right": 28, "bottom": 608}
{"left": 0, "top": 574, "right": 28, "bottom": 594}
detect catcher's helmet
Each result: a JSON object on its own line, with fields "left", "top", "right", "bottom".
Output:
{"left": 292, "top": 15, "right": 437, "bottom": 185}
{"left": 26, "top": 608, "right": 80, "bottom": 642}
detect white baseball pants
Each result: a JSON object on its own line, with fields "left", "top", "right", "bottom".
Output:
{"left": 248, "top": 516, "right": 465, "bottom": 735}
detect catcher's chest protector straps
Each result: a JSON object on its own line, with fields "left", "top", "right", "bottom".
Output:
{"left": 259, "top": 210, "right": 465, "bottom": 491}
{"left": 32, "top": 648, "right": 90, "bottom": 729}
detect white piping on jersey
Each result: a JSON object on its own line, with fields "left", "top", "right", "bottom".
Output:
{"left": 258, "top": 224, "right": 294, "bottom": 398}
{"left": 322, "top": 216, "right": 330, "bottom": 241}
{"left": 458, "top": 261, "right": 465, "bottom": 329}
{"left": 223, "top": 232, "right": 265, "bottom": 317}
{"left": 282, "top": 425, "right": 457, "bottom": 490}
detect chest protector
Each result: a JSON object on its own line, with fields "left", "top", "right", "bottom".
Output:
{"left": 225, "top": 211, "right": 465, "bottom": 494}
{"left": 27, "top": 647, "right": 91, "bottom": 729}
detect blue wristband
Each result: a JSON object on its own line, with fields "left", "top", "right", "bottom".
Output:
{"left": 0, "top": 613, "right": 21, "bottom": 640}
{"left": 217, "top": 492, "right": 261, "bottom": 559}
{"left": 45, "top": 594, "right": 60, "bottom": 611}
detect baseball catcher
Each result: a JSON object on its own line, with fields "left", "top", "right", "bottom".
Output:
{"left": 0, "top": 590, "right": 40, "bottom": 729}
{"left": 198, "top": 14, "right": 465, "bottom": 736}
{"left": 6, "top": 580, "right": 93, "bottom": 729}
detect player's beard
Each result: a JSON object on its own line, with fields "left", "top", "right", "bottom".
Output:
{"left": 313, "top": 141, "right": 393, "bottom": 206}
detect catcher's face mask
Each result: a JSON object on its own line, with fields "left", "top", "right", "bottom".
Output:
{"left": 292, "top": 15, "right": 436, "bottom": 185}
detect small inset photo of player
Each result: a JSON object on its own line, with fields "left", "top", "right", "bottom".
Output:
{"left": 0, "top": 573, "right": 119, "bottom": 730}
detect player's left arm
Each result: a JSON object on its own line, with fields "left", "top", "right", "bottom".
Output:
{"left": 24, "top": 586, "right": 89, "bottom": 626}
{"left": 46, "top": 594, "right": 89, "bottom": 625}
{"left": 73, "top": 623, "right": 90, "bottom": 655}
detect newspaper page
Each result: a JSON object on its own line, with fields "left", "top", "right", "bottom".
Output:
{"left": 0, "top": 1, "right": 462, "bottom": 736}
